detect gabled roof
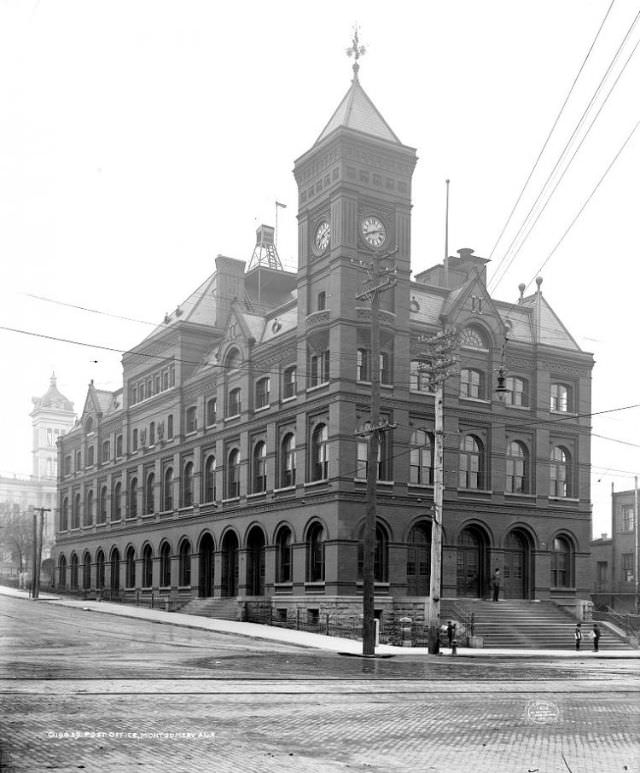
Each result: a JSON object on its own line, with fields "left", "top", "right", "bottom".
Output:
{"left": 315, "top": 76, "right": 401, "bottom": 146}
{"left": 519, "top": 293, "right": 581, "bottom": 350}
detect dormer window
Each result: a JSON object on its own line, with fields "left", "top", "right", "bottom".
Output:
{"left": 460, "top": 325, "right": 489, "bottom": 350}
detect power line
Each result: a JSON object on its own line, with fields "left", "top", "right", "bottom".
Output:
{"left": 489, "top": 8, "right": 640, "bottom": 293}
{"left": 487, "top": 0, "right": 615, "bottom": 264}
{"left": 524, "top": 118, "right": 640, "bottom": 289}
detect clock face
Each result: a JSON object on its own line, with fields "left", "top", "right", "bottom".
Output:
{"left": 314, "top": 221, "right": 331, "bottom": 253}
{"left": 361, "top": 216, "right": 387, "bottom": 248}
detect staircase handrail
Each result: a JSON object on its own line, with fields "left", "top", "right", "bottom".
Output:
{"left": 596, "top": 607, "right": 640, "bottom": 636}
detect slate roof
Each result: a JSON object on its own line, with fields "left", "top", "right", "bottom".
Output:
{"left": 315, "top": 76, "right": 401, "bottom": 145}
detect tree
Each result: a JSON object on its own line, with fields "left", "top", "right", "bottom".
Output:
{"left": 0, "top": 503, "right": 34, "bottom": 575}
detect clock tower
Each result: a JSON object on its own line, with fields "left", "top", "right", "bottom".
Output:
{"left": 293, "top": 36, "right": 418, "bottom": 388}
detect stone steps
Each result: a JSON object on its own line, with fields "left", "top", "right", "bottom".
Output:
{"left": 179, "top": 597, "right": 240, "bottom": 621}
{"left": 440, "top": 599, "right": 633, "bottom": 650}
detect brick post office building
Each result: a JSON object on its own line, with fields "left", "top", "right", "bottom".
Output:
{"left": 53, "top": 64, "right": 594, "bottom": 625}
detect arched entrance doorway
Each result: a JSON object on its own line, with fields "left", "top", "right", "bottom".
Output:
{"left": 221, "top": 531, "right": 239, "bottom": 597}
{"left": 456, "top": 525, "right": 489, "bottom": 597}
{"left": 110, "top": 548, "right": 120, "bottom": 593}
{"left": 407, "top": 522, "right": 431, "bottom": 596}
{"left": 246, "top": 526, "right": 265, "bottom": 596}
{"left": 199, "top": 533, "right": 214, "bottom": 598}
{"left": 503, "top": 529, "right": 533, "bottom": 599}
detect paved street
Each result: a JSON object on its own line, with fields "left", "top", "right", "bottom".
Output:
{"left": 0, "top": 594, "right": 639, "bottom": 772}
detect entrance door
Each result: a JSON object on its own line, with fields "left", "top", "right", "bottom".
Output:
{"left": 221, "top": 532, "right": 239, "bottom": 597}
{"left": 407, "top": 523, "right": 431, "bottom": 596}
{"left": 199, "top": 533, "right": 214, "bottom": 597}
{"left": 246, "top": 527, "right": 265, "bottom": 596}
{"left": 503, "top": 530, "right": 529, "bottom": 599}
{"left": 456, "top": 527, "right": 488, "bottom": 597}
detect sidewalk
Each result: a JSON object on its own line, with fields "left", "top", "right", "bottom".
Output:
{"left": 1, "top": 585, "right": 638, "bottom": 658}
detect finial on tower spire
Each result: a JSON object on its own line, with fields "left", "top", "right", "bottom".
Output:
{"left": 346, "top": 24, "right": 366, "bottom": 79}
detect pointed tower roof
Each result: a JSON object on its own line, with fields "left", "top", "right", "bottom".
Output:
{"left": 315, "top": 29, "right": 401, "bottom": 146}
{"left": 315, "top": 76, "right": 401, "bottom": 146}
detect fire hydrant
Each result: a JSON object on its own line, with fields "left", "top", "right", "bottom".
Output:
{"left": 451, "top": 637, "right": 458, "bottom": 656}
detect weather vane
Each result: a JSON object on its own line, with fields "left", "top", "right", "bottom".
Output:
{"left": 346, "top": 25, "right": 366, "bottom": 78}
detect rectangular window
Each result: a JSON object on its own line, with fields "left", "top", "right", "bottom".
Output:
{"left": 101, "top": 440, "right": 110, "bottom": 463}
{"left": 550, "top": 383, "right": 571, "bottom": 412}
{"left": 621, "top": 506, "right": 635, "bottom": 532}
{"left": 283, "top": 366, "right": 296, "bottom": 399}
{"left": 227, "top": 389, "right": 241, "bottom": 417}
{"left": 132, "top": 429, "right": 138, "bottom": 452}
{"left": 116, "top": 435, "right": 123, "bottom": 458}
{"left": 622, "top": 553, "right": 634, "bottom": 583}
{"left": 64, "top": 455, "right": 72, "bottom": 475}
{"left": 167, "top": 414, "right": 174, "bottom": 439}
{"left": 255, "top": 378, "right": 270, "bottom": 409}
{"left": 186, "top": 406, "right": 197, "bottom": 433}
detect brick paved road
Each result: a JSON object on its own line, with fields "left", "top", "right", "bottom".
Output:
{"left": 1, "top": 596, "right": 638, "bottom": 772}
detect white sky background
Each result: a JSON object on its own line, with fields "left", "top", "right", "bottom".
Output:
{"left": 1, "top": 0, "right": 639, "bottom": 537}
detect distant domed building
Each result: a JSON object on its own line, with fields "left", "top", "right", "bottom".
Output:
{"left": 0, "top": 374, "right": 75, "bottom": 582}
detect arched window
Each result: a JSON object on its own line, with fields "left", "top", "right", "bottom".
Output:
{"left": 460, "top": 325, "right": 488, "bottom": 349}
{"left": 58, "top": 555, "right": 67, "bottom": 588}
{"left": 317, "top": 291, "right": 326, "bottom": 310}
{"left": 310, "top": 423, "right": 328, "bottom": 481}
{"left": 227, "top": 387, "right": 241, "bottom": 417}
{"left": 84, "top": 490, "right": 94, "bottom": 527}
{"left": 98, "top": 486, "right": 108, "bottom": 524}
{"left": 459, "top": 435, "right": 484, "bottom": 490}
{"left": 61, "top": 497, "right": 69, "bottom": 531}
{"left": 357, "top": 524, "right": 389, "bottom": 582}
{"left": 179, "top": 540, "right": 191, "bottom": 586}
{"left": 409, "top": 430, "right": 434, "bottom": 485}
{"left": 225, "top": 347, "right": 242, "bottom": 370}
{"left": 550, "top": 446, "right": 571, "bottom": 497}
{"left": 204, "top": 456, "right": 216, "bottom": 502}
{"left": 306, "top": 522, "right": 325, "bottom": 582}
{"left": 460, "top": 368, "right": 485, "bottom": 400}
{"left": 125, "top": 546, "right": 136, "bottom": 588}
{"left": 129, "top": 478, "right": 138, "bottom": 517}
{"left": 206, "top": 398, "right": 217, "bottom": 426}
{"left": 82, "top": 551, "right": 91, "bottom": 590}
{"left": 112, "top": 481, "right": 122, "bottom": 521}
{"left": 96, "top": 550, "right": 105, "bottom": 590}
{"left": 255, "top": 377, "right": 270, "bottom": 409}
{"left": 159, "top": 542, "right": 171, "bottom": 587}
{"left": 506, "top": 376, "right": 529, "bottom": 408}
{"left": 357, "top": 348, "right": 369, "bottom": 382}
{"left": 283, "top": 365, "right": 297, "bottom": 399}
{"left": 142, "top": 545, "right": 153, "bottom": 588}
{"left": 227, "top": 449, "right": 241, "bottom": 498}
{"left": 252, "top": 441, "right": 267, "bottom": 493}
{"left": 551, "top": 535, "right": 573, "bottom": 588}
{"left": 276, "top": 527, "right": 292, "bottom": 583}
{"left": 280, "top": 433, "right": 296, "bottom": 488}
{"left": 407, "top": 523, "right": 431, "bottom": 595}
{"left": 145, "top": 472, "right": 155, "bottom": 514}
{"left": 163, "top": 467, "right": 173, "bottom": 511}
{"left": 506, "top": 441, "right": 529, "bottom": 494}
{"left": 70, "top": 553, "right": 79, "bottom": 590}
{"left": 183, "top": 462, "right": 194, "bottom": 507}
{"left": 72, "top": 493, "right": 81, "bottom": 529}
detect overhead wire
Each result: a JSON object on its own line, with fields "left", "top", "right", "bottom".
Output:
{"left": 489, "top": 7, "right": 640, "bottom": 293}
{"left": 487, "top": 0, "right": 615, "bottom": 264}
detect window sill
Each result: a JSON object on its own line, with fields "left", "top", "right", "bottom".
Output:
{"left": 141, "top": 512, "right": 156, "bottom": 518}
{"left": 222, "top": 497, "right": 240, "bottom": 504}
{"left": 549, "top": 496, "right": 580, "bottom": 503}
{"left": 224, "top": 415, "right": 240, "bottom": 423}
{"left": 459, "top": 397, "right": 491, "bottom": 405}
{"left": 410, "top": 389, "right": 436, "bottom": 396}
{"left": 304, "top": 479, "right": 329, "bottom": 488}
{"left": 550, "top": 410, "right": 577, "bottom": 417}
{"left": 247, "top": 491, "right": 267, "bottom": 499}
{"left": 273, "top": 485, "right": 296, "bottom": 494}
{"left": 408, "top": 483, "right": 434, "bottom": 490}
{"left": 274, "top": 582, "right": 293, "bottom": 591}
{"left": 178, "top": 505, "right": 194, "bottom": 512}
{"left": 254, "top": 404, "right": 270, "bottom": 413}
{"left": 281, "top": 395, "right": 296, "bottom": 404}
{"left": 504, "top": 492, "right": 536, "bottom": 498}
{"left": 306, "top": 383, "right": 329, "bottom": 394}
{"left": 504, "top": 404, "right": 531, "bottom": 411}
{"left": 457, "top": 488, "right": 493, "bottom": 495}
{"left": 353, "top": 478, "right": 394, "bottom": 485}
{"left": 304, "top": 582, "right": 325, "bottom": 591}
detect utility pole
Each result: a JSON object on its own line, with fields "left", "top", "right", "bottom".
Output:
{"left": 417, "top": 330, "right": 458, "bottom": 653}
{"left": 355, "top": 247, "right": 397, "bottom": 656}
{"left": 32, "top": 507, "right": 50, "bottom": 599}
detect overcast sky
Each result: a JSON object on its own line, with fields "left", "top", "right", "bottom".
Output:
{"left": 1, "top": 0, "right": 639, "bottom": 537}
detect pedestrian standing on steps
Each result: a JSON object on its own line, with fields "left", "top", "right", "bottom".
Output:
{"left": 575, "top": 622, "right": 583, "bottom": 651}
{"left": 491, "top": 568, "right": 502, "bottom": 602}
{"left": 447, "top": 621, "right": 455, "bottom": 648}
{"left": 592, "top": 623, "right": 601, "bottom": 652}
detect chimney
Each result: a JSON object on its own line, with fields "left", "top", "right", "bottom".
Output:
{"left": 214, "top": 254, "right": 246, "bottom": 328}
